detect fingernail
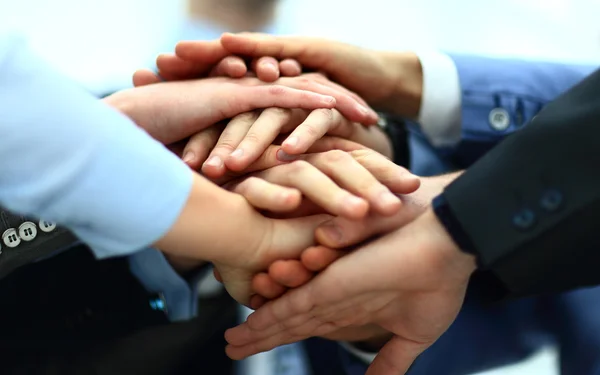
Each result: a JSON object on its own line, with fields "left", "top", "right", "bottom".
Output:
{"left": 204, "top": 156, "right": 223, "bottom": 167}
{"left": 283, "top": 136, "right": 298, "bottom": 148}
{"left": 230, "top": 149, "right": 244, "bottom": 159}
{"left": 183, "top": 151, "right": 195, "bottom": 163}
{"left": 319, "top": 224, "right": 343, "bottom": 243}
{"left": 359, "top": 105, "right": 370, "bottom": 115}
{"left": 276, "top": 149, "right": 298, "bottom": 161}
{"left": 379, "top": 191, "right": 401, "bottom": 206}
{"left": 322, "top": 96, "right": 336, "bottom": 105}
{"left": 344, "top": 195, "right": 365, "bottom": 209}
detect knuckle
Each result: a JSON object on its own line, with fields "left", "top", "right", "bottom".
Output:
{"left": 350, "top": 149, "right": 379, "bottom": 163}
{"left": 267, "top": 85, "right": 288, "bottom": 96}
{"left": 243, "top": 131, "right": 262, "bottom": 145}
{"left": 314, "top": 108, "right": 335, "bottom": 121}
{"left": 301, "top": 124, "right": 320, "bottom": 139}
{"left": 323, "top": 149, "right": 350, "bottom": 163}
{"left": 287, "top": 160, "right": 311, "bottom": 173}
{"left": 232, "top": 111, "right": 259, "bottom": 123}
{"left": 264, "top": 107, "right": 292, "bottom": 119}
{"left": 243, "top": 176, "right": 262, "bottom": 186}
{"left": 214, "top": 139, "right": 238, "bottom": 152}
{"left": 297, "top": 77, "right": 311, "bottom": 86}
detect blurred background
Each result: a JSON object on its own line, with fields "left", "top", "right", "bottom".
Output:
{"left": 1, "top": 0, "right": 599, "bottom": 373}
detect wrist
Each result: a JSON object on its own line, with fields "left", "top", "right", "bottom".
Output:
{"left": 155, "top": 173, "right": 266, "bottom": 264}
{"left": 379, "top": 51, "right": 423, "bottom": 119}
{"left": 421, "top": 209, "right": 477, "bottom": 282}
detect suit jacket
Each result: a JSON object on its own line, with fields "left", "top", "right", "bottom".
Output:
{"left": 439, "top": 66, "right": 600, "bottom": 299}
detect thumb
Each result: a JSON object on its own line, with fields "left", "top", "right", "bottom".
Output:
{"left": 366, "top": 335, "right": 425, "bottom": 375}
{"left": 316, "top": 195, "right": 424, "bottom": 248}
{"left": 268, "top": 214, "right": 332, "bottom": 260}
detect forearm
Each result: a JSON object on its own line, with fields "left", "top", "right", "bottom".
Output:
{"left": 436, "top": 68, "right": 600, "bottom": 298}
{"left": 378, "top": 51, "right": 423, "bottom": 119}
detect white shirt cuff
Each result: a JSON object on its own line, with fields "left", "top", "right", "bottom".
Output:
{"left": 415, "top": 51, "right": 462, "bottom": 147}
{"left": 339, "top": 341, "right": 377, "bottom": 364}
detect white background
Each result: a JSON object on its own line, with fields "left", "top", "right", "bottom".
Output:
{"left": 2, "top": 0, "right": 599, "bottom": 373}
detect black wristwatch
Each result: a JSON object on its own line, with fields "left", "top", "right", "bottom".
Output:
{"left": 377, "top": 114, "right": 410, "bottom": 168}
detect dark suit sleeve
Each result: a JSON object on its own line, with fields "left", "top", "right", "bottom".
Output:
{"left": 436, "top": 68, "right": 600, "bottom": 299}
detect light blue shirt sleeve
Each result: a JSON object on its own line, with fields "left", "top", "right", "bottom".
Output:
{"left": 0, "top": 34, "right": 193, "bottom": 258}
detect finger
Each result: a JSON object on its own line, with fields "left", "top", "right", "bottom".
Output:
{"left": 228, "top": 176, "right": 302, "bottom": 212}
{"left": 156, "top": 53, "right": 201, "bottom": 81}
{"left": 249, "top": 294, "right": 268, "bottom": 310}
{"left": 214, "top": 136, "right": 365, "bottom": 186}
{"left": 279, "top": 59, "right": 302, "bottom": 77}
{"left": 315, "top": 194, "right": 424, "bottom": 248}
{"left": 209, "top": 56, "right": 248, "bottom": 78}
{"left": 251, "top": 57, "right": 280, "bottom": 82}
{"left": 254, "top": 160, "right": 369, "bottom": 219}
{"left": 349, "top": 149, "right": 421, "bottom": 194}
{"left": 219, "top": 34, "right": 377, "bottom": 123}
{"left": 302, "top": 150, "right": 402, "bottom": 216}
{"left": 161, "top": 40, "right": 229, "bottom": 79}
{"left": 237, "top": 84, "right": 336, "bottom": 111}
{"left": 304, "top": 72, "right": 371, "bottom": 110}
{"left": 269, "top": 259, "right": 314, "bottom": 288}
{"left": 252, "top": 272, "right": 287, "bottom": 300}
{"left": 277, "top": 77, "right": 374, "bottom": 125}
{"left": 301, "top": 246, "right": 346, "bottom": 272}
{"left": 225, "top": 108, "right": 294, "bottom": 172}
{"left": 305, "top": 136, "right": 365, "bottom": 153}
{"left": 132, "top": 69, "right": 162, "bottom": 87}
{"left": 366, "top": 336, "right": 427, "bottom": 375}
{"left": 181, "top": 125, "right": 221, "bottom": 169}
{"left": 213, "top": 268, "right": 223, "bottom": 282}
{"left": 167, "top": 139, "right": 188, "bottom": 159}
{"left": 219, "top": 33, "right": 311, "bottom": 62}
{"left": 238, "top": 282, "right": 316, "bottom": 332}
{"left": 226, "top": 319, "right": 335, "bottom": 359}
{"left": 202, "top": 112, "right": 258, "bottom": 178}
{"left": 281, "top": 108, "right": 345, "bottom": 154}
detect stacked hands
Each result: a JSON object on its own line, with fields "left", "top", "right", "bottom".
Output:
{"left": 104, "top": 33, "right": 477, "bottom": 375}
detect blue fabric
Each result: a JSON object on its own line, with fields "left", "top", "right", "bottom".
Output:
{"left": 338, "top": 55, "right": 600, "bottom": 374}
{"left": 403, "top": 57, "right": 600, "bottom": 374}
{"left": 448, "top": 54, "right": 596, "bottom": 167}
{"left": 0, "top": 33, "right": 192, "bottom": 258}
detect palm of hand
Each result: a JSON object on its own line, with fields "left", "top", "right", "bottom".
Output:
{"left": 226, "top": 210, "right": 473, "bottom": 374}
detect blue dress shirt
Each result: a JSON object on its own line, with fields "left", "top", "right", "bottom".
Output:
{"left": 0, "top": 33, "right": 192, "bottom": 258}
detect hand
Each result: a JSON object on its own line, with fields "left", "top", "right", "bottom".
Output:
{"left": 181, "top": 105, "right": 392, "bottom": 175}
{"left": 248, "top": 171, "right": 462, "bottom": 305}
{"left": 140, "top": 45, "right": 378, "bottom": 125}
{"left": 103, "top": 76, "right": 341, "bottom": 145}
{"left": 224, "top": 148, "right": 420, "bottom": 220}
{"left": 169, "top": 34, "right": 423, "bottom": 118}
{"left": 224, "top": 209, "right": 478, "bottom": 375}
{"left": 155, "top": 173, "right": 334, "bottom": 306}
{"left": 211, "top": 147, "right": 419, "bottom": 304}
{"left": 245, "top": 172, "right": 460, "bottom": 356}
{"left": 134, "top": 55, "right": 302, "bottom": 85}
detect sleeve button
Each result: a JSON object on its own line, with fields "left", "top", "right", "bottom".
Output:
{"left": 512, "top": 208, "right": 536, "bottom": 230}
{"left": 540, "top": 188, "right": 563, "bottom": 212}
